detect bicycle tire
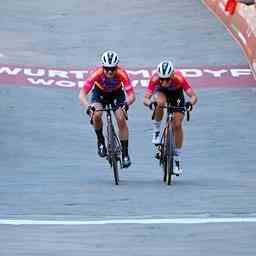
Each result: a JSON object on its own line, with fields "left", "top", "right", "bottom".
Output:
{"left": 107, "top": 123, "right": 120, "bottom": 185}
{"left": 111, "top": 155, "right": 119, "bottom": 185}
{"left": 166, "top": 127, "right": 175, "bottom": 185}
{"left": 162, "top": 127, "right": 168, "bottom": 183}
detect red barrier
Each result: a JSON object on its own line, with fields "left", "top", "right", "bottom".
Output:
{"left": 202, "top": 0, "right": 256, "bottom": 80}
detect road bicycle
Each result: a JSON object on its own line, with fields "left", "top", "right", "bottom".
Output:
{"left": 152, "top": 102, "right": 190, "bottom": 185}
{"left": 89, "top": 103, "right": 127, "bottom": 185}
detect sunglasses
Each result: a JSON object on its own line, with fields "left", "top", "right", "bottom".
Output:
{"left": 159, "top": 77, "right": 170, "bottom": 82}
{"left": 103, "top": 66, "right": 117, "bottom": 72}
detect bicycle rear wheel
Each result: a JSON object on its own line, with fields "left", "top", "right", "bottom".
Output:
{"left": 165, "top": 127, "right": 175, "bottom": 185}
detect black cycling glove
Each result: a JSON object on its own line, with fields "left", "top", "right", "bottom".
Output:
{"left": 185, "top": 102, "right": 193, "bottom": 111}
{"left": 149, "top": 101, "right": 157, "bottom": 110}
{"left": 86, "top": 105, "right": 96, "bottom": 116}
{"left": 122, "top": 102, "right": 129, "bottom": 112}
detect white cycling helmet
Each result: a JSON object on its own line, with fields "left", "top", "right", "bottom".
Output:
{"left": 101, "top": 50, "right": 119, "bottom": 67}
{"left": 157, "top": 61, "right": 174, "bottom": 78}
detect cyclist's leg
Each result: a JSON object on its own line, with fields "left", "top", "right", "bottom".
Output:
{"left": 115, "top": 109, "right": 128, "bottom": 142}
{"left": 113, "top": 89, "right": 131, "bottom": 168}
{"left": 172, "top": 112, "right": 184, "bottom": 174}
{"left": 169, "top": 90, "right": 185, "bottom": 174}
{"left": 172, "top": 112, "right": 184, "bottom": 149}
{"left": 153, "top": 90, "right": 166, "bottom": 120}
{"left": 115, "top": 108, "right": 130, "bottom": 166}
{"left": 152, "top": 90, "right": 167, "bottom": 144}
{"left": 91, "top": 88, "right": 106, "bottom": 157}
{"left": 91, "top": 103, "right": 103, "bottom": 127}
{"left": 168, "top": 88, "right": 185, "bottom": 151}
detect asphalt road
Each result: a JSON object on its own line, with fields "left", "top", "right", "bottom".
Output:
{"left": 0, "top": 1, "right": 256, "bottom": 256}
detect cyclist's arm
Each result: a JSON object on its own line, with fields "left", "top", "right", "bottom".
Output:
{"left": 143, "top": 76, "right": 155, "bottom": 107}
{"left": 79, "top": 77, "right": 95, "bottom": 107}
{"left": 143, "top": 91, "right": 153, "bottom": 107}
{"left": 122, "top": 78, "right": 136, "bottom": 106}
{"left": 126, "top": 91, "right": 136, "bottom": 106}
{"left": 79, "top": 87, "right": 90, "bottom": 107}
{"left": 79, "top": 69, "right": 101, "bottom": 107}
{"left": 178, "top": 72, "right": 198, "bottom": 106}
{"left": 184, "top": 88, "right": 198, "bottom": 106}
{"left": 119, "top": 68, "right": 136, "bottom": 106}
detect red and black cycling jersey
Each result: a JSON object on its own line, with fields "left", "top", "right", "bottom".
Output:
{"left": 146, "top": 70, "right": 191, "bottom": 94}
{"left": 83, "top": 66, "right": 134, "bottom": 95}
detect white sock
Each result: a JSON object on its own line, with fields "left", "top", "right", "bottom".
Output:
{"left": 153, "top": 120, "right": 161, "bottom": 133}
{"left": 174, "top": 148, "right": 182, "bottom": 162}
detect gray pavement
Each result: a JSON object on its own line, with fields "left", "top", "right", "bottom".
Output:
{"left": 1, "top": 1, "right": 256, "bottom": 256}
{"left": 1, "top": 224, "right": 256, "bottom": 256}
{"left": 0, "top": 0, "right": 246, "bottom": 67}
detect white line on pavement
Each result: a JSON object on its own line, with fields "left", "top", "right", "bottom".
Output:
{"left": 1, "top": 217, "right": 256, "bottom": 225}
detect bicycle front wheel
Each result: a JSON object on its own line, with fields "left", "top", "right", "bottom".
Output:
{"left": 162, "top": 127, "right": 169, "bottom": 183}
{"left": 111, "top": 155, "right": 119, "bottom": 185}
{"left": 165, "top": 127, "right": 175, "bottom": 185}
{"left": 107, "top": 124, "right": 120, "bottom": 185}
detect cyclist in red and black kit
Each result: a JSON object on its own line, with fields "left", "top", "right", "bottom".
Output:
{"left": 143, "top": 60, "right": 198, "bottom": 175}
{"left": 79, "top": 50, "right": 135, "bottom": 168}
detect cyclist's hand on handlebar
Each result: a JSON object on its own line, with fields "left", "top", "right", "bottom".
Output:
{"left": 121, "top": 102, "right": 129, "bottom": 112}
{"left": 185, "top": 101, "right": 193, "bottom": 112}
{"left": 86, "top": 105, "right": 96, "bottom": 116}
{"left": 149, "top": 101, "right": 157, "bottom": 110}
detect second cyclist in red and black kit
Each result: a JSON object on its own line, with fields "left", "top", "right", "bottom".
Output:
{"left": 143, "top": 60, "right": 198, "bottom": 175}
{"left": 79, "top": 50, "right": 135, "bottom": 168}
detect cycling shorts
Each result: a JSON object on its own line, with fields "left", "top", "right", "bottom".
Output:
{"left": 154, "top": 86, "right": 185, "bottom": 113}
{"left": 91, "top": 86, "right": 126, "bottom": 110}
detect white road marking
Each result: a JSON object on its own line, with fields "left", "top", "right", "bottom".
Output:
{"left": 1, "top": 217, "right": 256, "bottom": 225}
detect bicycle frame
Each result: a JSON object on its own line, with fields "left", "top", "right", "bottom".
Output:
{"left": 152, "top": 102, "right": 189, "bottom": 185}
{"left": 90, "top": 103, "right": 123, "bottom": 185}
{"left": 160, "top": 104, "right": 176, "bottom": 185}
{"left": 105, "top": 105, "right": 122, "bottom": 158}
